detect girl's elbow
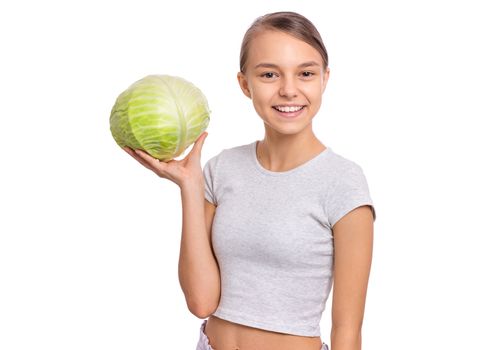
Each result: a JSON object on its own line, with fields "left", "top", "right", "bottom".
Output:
{"left": 187, "top": 300, "right": 218, "bottom": 319}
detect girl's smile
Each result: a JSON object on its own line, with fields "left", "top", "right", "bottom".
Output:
{"left": 272, "top": 104, "right": 306, "bottom": 119}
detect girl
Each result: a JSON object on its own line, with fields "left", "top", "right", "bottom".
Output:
{"left": 124, "top": 11, "right": 376, "bottom": 350}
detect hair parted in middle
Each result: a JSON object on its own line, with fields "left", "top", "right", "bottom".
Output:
{"left": 239, "top": 11, "right": 329, "bottom": 73}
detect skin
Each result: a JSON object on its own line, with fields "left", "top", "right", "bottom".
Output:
{"left": 238, "top": 30, "right": 330, "bottom": 173}
{"left": 123, "top": 28, "right": 374, "bottom": 350}
{"left": 206, "top": 30, "right": 374, "bottom": 350}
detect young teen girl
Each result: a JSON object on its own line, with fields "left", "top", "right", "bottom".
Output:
{"left": 124, "top": 11, "right": 376, "bottom": 350}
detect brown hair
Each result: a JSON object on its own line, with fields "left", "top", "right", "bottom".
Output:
{"left": 239, "top": 11, "right": 329, "bottom": 73}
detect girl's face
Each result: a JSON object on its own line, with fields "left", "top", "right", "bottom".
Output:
{"left": 238, "top": 30, "right": 330, "bottom": 137}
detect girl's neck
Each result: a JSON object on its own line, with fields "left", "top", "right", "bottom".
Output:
{"left": 256, "top": 133, "right": 326, "bottom": 172}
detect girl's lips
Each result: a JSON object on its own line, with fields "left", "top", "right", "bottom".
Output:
{"left": 272, "top": 106, "right": 305, "bottom": 119}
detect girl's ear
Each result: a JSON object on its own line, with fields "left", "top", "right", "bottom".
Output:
{"left": 237, "top": 72, "right": 252, "bottom": 98}
{"left": 322, "top": 67, "right": 330, "bottom": 93}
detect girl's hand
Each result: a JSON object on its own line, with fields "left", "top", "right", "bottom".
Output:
{"left": 122, "top": 132, "right": 208, "bottom": 188}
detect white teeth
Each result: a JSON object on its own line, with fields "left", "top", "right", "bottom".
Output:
{"left": 275, "top": 105, "right": 303, "bottom": 113}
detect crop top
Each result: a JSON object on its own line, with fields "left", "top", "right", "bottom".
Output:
{"left": 202, "top": 140, "right": 376, "bottom": 337}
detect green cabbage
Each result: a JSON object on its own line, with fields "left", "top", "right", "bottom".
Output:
{"left": 110, "top": 74, "right": 210, "bottom": 161}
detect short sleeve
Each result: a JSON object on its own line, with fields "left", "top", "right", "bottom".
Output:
{"left": 202, "top": 154, "right": 219, "bottom": 206}
{"left": 326, "top": 164, "right": 376, "bottom": 228}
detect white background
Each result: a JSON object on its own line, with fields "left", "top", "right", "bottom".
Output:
{"left": 1, "top": 0, "right": 489, "bottom": 349}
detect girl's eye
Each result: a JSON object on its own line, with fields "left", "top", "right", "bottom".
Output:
{"left": 261, "top": 72, "right": 276, "bottom": 79}
{"left": 301, "top": 71, "right": 315, "bottom": 77}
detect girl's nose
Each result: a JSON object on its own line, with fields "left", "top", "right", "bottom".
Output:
{"left": 279, "top": 77, "right": 298, "bottom": 98}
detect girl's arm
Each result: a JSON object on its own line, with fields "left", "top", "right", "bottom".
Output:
{"left": 330, "top": 205, "right": 374, "bottom": 350}
{"left": 122, "top": 132, "right": 220, "bottom": 318}
{"left": 178, "top": 182, "right": 221, "bottom": 318}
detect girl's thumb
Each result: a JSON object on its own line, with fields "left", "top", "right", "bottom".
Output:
{"left": 190, "top": 131, "right": 208, "bottom": 157}
{"left": 198, "top": 131, "right": 208, "bottom": 147}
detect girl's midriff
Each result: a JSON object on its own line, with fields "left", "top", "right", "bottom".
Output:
{"left": 204, "top": 315, "right": 323, "bottom": 350}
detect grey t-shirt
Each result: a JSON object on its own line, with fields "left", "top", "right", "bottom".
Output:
{"left": 203, "top": 140, "right": 376, "bottom": 337}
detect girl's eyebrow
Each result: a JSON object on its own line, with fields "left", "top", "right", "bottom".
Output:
{"left": 254, "top": 61, "right": 320, "bottom": 69}
{"left": 298, "top": 61, "right": 320, "bottom": 68}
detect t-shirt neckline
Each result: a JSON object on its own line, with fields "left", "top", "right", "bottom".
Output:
{"left": 250, "top": 140, "right": 332, "bottom": 176}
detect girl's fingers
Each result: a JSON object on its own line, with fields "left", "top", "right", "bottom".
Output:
{"left": 124, "top": 147, "right": 156, "bottom": 172}
{"left": 133, "top": 149, "right": 166, "bottom": 169}
{"left": 132, "top": 149, "right": 175, "bottom": 179}
{"left": 122, "top": 147, "right": 179, "bottom": 182}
